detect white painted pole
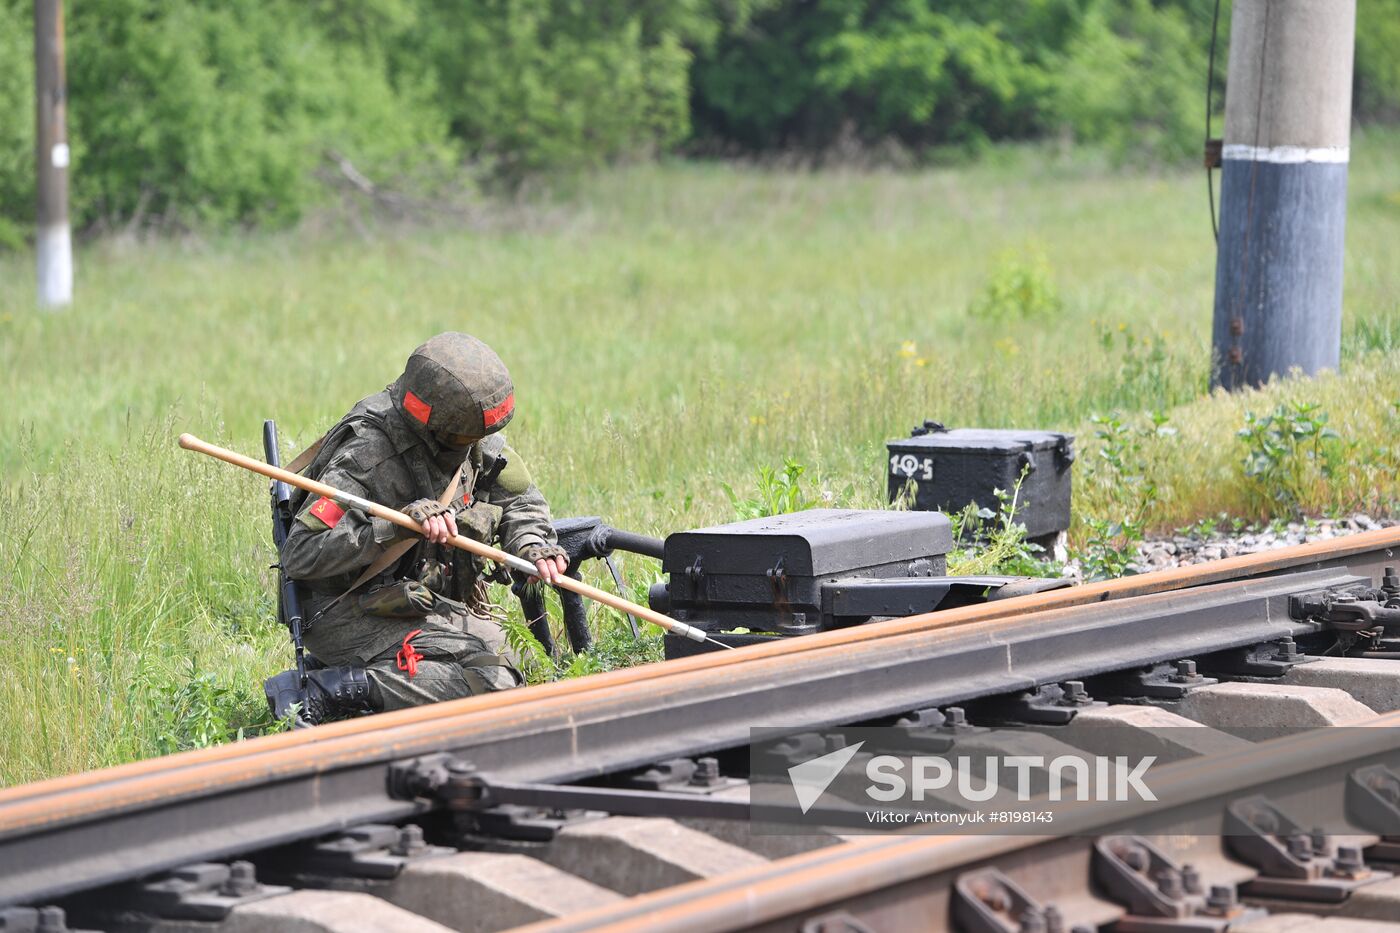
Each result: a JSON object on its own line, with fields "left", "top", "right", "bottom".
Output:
{"left": 34, "top": 0, "right": 72, "bottom": 308}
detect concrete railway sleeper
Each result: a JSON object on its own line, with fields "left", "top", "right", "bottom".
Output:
{"left": 4, "top": 534, "right": 1400, "bottom": 931}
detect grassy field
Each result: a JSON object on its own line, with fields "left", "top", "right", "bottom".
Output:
{"left": 3, "top": 135, "right": 1399, "bottom": 784}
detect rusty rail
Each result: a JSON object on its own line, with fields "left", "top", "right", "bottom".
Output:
{"left": 0, "top": 528, "right": 1396, "bottom": 907}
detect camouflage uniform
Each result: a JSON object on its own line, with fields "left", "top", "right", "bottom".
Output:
{"left": 278, "top": 334, "right": 557, "bottom": 714}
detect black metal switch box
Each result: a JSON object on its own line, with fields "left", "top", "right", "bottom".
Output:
{"left": 657, "top": 509, "right": 952, "bottom": 636}
{"left": 886, "top": 422, "right": 1074, "bottom": 545}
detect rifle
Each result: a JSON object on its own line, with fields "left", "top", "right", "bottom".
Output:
{"left": 263, "top": 420, "right": 308, "bottom": 686}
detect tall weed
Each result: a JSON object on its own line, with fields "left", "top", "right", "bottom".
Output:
{"left": 946, "top": 472, "right": 1058, "bottom": 578}
{"left": 1073, "top": 411, "right": 1174, "bottom": 580}
{"left": 722, "top": 458, "right": 819, "bottom": 520}
{"left": 1237, "top": 402, "right": 1343, "bottom": 516}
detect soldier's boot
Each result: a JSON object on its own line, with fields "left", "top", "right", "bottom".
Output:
{"left": 265, "top": 666, "right": 377, "bottom": 726}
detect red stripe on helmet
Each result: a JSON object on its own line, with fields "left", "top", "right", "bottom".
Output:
{"left": 483, "top": 393, "right": 514, "bottom": 428}
{"left": 403, "top": 390, "right": 432, "bottom": 425}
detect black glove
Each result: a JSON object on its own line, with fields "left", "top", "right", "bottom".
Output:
{"left": 403, "top": 498, "right": 453, "bottom": 527}
{"left": 521, "top": 543, "right": 568, "bottom": 565}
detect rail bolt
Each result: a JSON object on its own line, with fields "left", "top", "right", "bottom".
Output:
{"left": 1115, "top": 841, "right": 1149, "bottom": 872}
{"left": 221, "top": 861, "right": 258, "bottom": 897}
{"left": 1155, "top": 867, "right": 1184, "bottom": 898}
{"left": 1060, "top": 681, "right": 1090, "bottom": 706}
{"left": 1170, "top": 660, "right": 1200, "bottom": 682}
{"left": 1205, "top": 885, "right": 1238, "bottom": 914}
{"left": 974, "top": 880, "right": 1010, "bottom": 912}
{"left": 691, "top": 757, "right": 721, "bottom": 787}
{"left": 392, "top": 824, "right": 426, "bottom": 856}
{"left": 37, "top": 907, "right": 68, "bottom": 933}
{"left": 1332, "top": 845, "right": 1369, "bottom": 879}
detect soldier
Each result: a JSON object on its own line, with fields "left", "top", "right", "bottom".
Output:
{"left": 264, "top": 333, "right": 568, "bottom": 724}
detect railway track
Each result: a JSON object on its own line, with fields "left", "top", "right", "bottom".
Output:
{"left": 4, "top": 527, "right": 1400, "bottom": 933}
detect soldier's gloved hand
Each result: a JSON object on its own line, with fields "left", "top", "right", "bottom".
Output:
{"left": 521, "top": 543, "right": 568, "bottom": 585}
{"left": 403, "top": 498, "right": 456, "bottom": 545}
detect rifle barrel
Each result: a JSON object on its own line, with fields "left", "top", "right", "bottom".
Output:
{"left": 263, "top": 421, "right": 308, "bottom": 682}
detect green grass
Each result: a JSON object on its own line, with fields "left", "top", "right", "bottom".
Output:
{"left": 3, "top": 133, "right": 1400, "bottom": 784}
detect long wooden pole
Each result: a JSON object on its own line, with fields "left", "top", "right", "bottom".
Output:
{"left": 178, "top": 434, "right": 731, "bottom": 649}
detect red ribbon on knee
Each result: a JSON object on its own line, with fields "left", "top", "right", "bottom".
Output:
{"left": 396, "top": 628, "right": 424, "bottom": 678}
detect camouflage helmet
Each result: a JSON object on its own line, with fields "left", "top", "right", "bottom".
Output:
{"left": 390, "top": 333, "right": 514, "bottom": 439}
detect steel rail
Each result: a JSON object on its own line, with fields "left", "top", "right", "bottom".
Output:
{"left": 0, "top": 564, "right": 1367, "bottom": 905}
{"left": 5, "top": 525, "right": 1395, "bottom": 809}
{"left": 509, "top": 713, "right": 1400, "bottom": 933}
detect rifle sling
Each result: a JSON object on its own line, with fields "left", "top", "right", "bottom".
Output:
{"left": 285, "top": 432, "right": 328, "bottom": 476}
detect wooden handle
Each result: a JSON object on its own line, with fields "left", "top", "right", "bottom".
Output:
{"left": 179, "top": 434, "right": 719, "bottom": 645}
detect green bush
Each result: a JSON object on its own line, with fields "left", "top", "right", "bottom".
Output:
{"left": 0, "top": 0, "right": 454, "bottom": 233}
{"left": 68, "top": 0, "right": 453, "bottom": 229}
{"left": 1046, "top": 0, "right": 1201, "bottom": 162}
{"left": 144, "top": 658, "right": 282, "bottom": 754}
{"left": 1238, "top": 402, "right": 1344, "bottom": 516}
{"left": 1356, "top": 0, "right": 1400, "bottom": 121}
{"left": 411, "top": 0, "right": 719, "bottom": 181}
{"left": 967, "top": 247, "right": 1062, "bottom": 321}
{"left": 691, "top": 0, "right": 1051, "bottom": 152}
{"left": 689, "top": 0, "right": 1205, "bottom": 160}
{"left": 0, "top": 2, "right": 32, "bottom": 248}
{"left": 0, "top": 0, "right": 725, "bottom": 233}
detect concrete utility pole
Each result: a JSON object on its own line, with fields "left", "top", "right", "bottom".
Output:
{"left": 1211, "top": 0, "right": 1355, "bottom": 390}
{"left": 34, "top": 0, "right": 72, "bottom": 308}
